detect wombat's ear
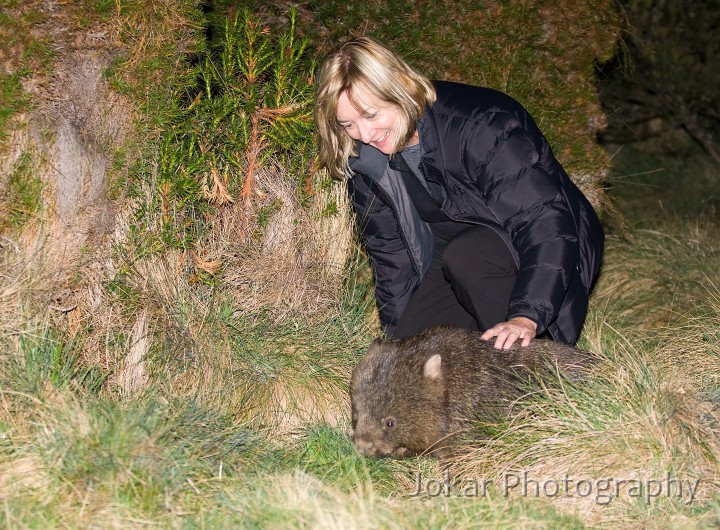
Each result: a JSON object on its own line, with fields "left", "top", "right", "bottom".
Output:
{"left": 423, "top": 354, "right": 443, "bottom": 381}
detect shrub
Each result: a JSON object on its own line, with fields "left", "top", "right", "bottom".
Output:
{"left": 144, "top": 8, "right": 318, "bottom": 250}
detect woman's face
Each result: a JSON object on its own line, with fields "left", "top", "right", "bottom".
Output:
{"left": 336, "top": 90, "right": 411, "bottom": 155}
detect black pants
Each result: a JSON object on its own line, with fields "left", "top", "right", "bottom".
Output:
{"left": 391, "top": 225, "right": 518, "bottom": 339}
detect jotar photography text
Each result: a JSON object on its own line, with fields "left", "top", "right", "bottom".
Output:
{"left": 409, "top": 471, "right": 701, "bottom": 506}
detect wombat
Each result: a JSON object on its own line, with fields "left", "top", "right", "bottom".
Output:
{"left": 350, "top": 326, "right": 592, "bottom": 459}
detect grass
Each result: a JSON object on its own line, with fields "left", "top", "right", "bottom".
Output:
{"left": 0, "top": 2, "right": 53, "bottom": 232}
{"left": 0, "top": 1, "right": 54, "bottom": 140}
{"left": 0, "top": 149, "right": 44, "bottom": 232}
{"left": 605, "top": 140, "right": 720, "bottom": 226}
{"left": 0, "top": 68, "right": 29, "bottom": 141}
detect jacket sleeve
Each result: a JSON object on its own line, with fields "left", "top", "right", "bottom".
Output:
{"left": 348, "top": 173, "right": 421, "bottom": 331}
{"left": 464, "top": 111, "right": 580, "bottom": 334}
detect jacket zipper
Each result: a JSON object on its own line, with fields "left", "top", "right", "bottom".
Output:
{"left": 357, "top": 171, "right": 424, "bottom": 277}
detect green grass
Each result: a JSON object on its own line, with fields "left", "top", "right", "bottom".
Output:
{"left": 0, "top": 150, "right": 44, "bottom": 231}
{"left": 0, "top": 69, "right": 29, "bottom": 140}
{"left": 5, "top": 329, "right": 105, "bottom": 394}
{"left": 0, "top": 1, "right": 55, "bottom": 141}
{"left": 0, "top": 3, "right": 51, "bottom": 230}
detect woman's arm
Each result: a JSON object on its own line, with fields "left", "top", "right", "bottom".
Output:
{"left": 348, "top": 173, "right": 421, "bottom": 333}
{"left": 467, "top": 114, "right": 581, "bottom": 347}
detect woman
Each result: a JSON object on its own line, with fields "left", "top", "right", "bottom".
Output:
{"left": 315, "top": 36, "right": 604, "bottom": 349}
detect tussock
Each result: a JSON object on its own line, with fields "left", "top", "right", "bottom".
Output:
{"left": 593, "top": 221, "right": 720, "bottom": 329}
{"left": 220, "top": 164, "right": 354, "bottom": 321}
{"left": 235, "top": 471, "right": 389, "bottom": 529}
{"left": 0, "top": 226, "right": 77, "bottom": 340}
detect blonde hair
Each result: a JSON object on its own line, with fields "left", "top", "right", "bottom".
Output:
{"left": 315, "top": 36, "right": 436, "bottom": 178}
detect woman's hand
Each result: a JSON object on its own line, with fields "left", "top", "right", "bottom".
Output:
{"left": 481, "top": 317, "right": 538, "bottom": 350}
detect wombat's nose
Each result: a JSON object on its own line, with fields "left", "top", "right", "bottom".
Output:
{"left": 354, "top": 438, "right": 374, "bottom": 456}
{"left": 354, "top": 438, "right": 383, "bottom": 458}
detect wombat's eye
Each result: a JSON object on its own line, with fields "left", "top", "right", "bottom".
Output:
{"left": 385, "top": 418, "right": 395, "bottom": 429}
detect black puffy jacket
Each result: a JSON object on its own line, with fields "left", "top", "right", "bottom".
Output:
{"left": 348, "top": 81, "right": 604, "bottom": 344}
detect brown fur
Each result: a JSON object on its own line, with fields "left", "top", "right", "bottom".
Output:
{"left": 350, "top": 326, "right": 592, "bottom": 459}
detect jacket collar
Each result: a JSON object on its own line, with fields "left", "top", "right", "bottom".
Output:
{"left": 416, "top": 107, "right": 446, "bottom": 184}
{"left": 348, "top": 141, "right": 388, "bottom": 179}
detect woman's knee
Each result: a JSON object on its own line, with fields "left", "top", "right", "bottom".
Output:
{"left": 442, "top": 226, "right": 516, "bottom": 282}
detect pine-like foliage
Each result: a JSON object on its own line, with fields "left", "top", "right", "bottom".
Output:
{"left": 154, "top": 8, "right": 316, "bottom": 247}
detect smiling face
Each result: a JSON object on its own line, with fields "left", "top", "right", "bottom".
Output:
{"left": 336, "top": 90, "right": 417, "bottom": 155}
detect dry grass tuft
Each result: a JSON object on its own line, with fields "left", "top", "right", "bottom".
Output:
{"left": 54, "top": 163, "right": 360, "bottom": 433}
{"left": 0, "top": 224, "right": 77, "bottom": 340}
{"left": 219, "top": 164, "right": 354, "bottom": 322}
{"left": 592, "top": 220, "right": 720, "bottom": 330}
{"left": 116, "top": 310, "right": 150, "bottom": 396}
{"left": 226, "top": 470, "right": 398, "bottom": 528}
